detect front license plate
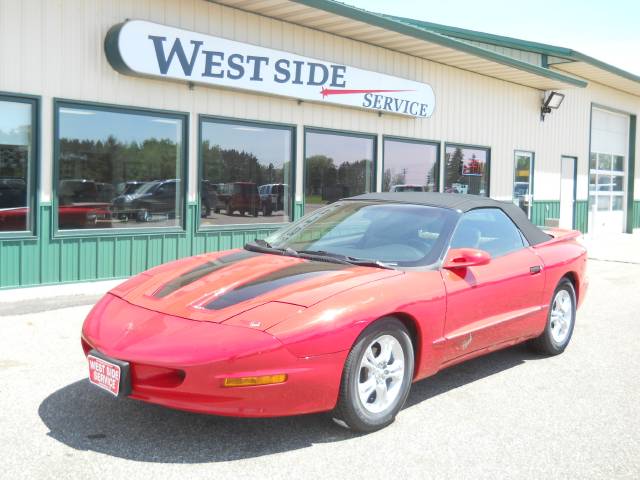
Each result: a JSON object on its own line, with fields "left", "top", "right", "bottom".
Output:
{"left": 88, "top": 354, "right": 123, "bottom": 396}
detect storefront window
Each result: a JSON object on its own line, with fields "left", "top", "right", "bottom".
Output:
{"left": 0, "top": 96, "right": 35, "bottom": 232}
{"left": 56, "top": 103, "right": 185, "bottom": 230}
{"left": 305, "top": 130, "right": 375, "bottom": 214}
{"left": 200, "top": 119, "right": 293, "bottom": 226}
{"left": 444, "top": 144, "right": 490, "bottom": 196}
{"left": 383, "top": 138, "right": 438, "bottom": 192}
{"left": 513, "top": 151, "right": 534, "bottom": 217}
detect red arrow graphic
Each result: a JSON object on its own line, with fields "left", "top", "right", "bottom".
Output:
{"left": 320, "top": 87, "right": 414, "bottom": 98}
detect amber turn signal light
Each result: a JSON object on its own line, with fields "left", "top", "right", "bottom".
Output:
{"left": 223, "top": 374, "right": 288, "bottom": 387}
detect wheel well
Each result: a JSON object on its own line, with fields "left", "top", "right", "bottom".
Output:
{"left": 562, "top": 272, "right": 579, "bottom": 303}
{"left": 384, "top": 313, "right": 421, "bottom": 377}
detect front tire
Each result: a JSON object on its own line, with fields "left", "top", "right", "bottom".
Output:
{"left": 529, "top": 279, "right": 576, "bottom": 355}
{"left": 332, "top": 317, "right": 414, "bottom": 432}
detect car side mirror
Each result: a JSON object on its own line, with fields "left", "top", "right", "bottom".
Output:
{"left": 443, "top": 248, "right": 491, "bottom": 270}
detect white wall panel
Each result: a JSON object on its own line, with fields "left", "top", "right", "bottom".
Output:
{"left": 0, "top": 0, "right": 638, "bottom": 204}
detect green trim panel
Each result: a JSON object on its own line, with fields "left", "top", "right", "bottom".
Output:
{"left": 574, "top": 200, "right": 588, "bottom": 233}
{"left": 627, "top": 116, "right": 636, "bottom": 233}
{"left": 632, "top": 201, "right": 640, "bottom": 230}
{"left": 0, "top": 204, "right": 280, "bottom": 289}
{"left": 531, "top": 200, "right": 560, "bottom": 228}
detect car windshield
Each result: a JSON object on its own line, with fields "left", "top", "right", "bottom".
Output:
{"left": 123, "top": 183, "right": 143, "bottom": 195}
{"left": 135, "top": 181, "right": 160, "bottom": 195}
{"left": 265, "top": 201, "right": 457, "bottom": 267}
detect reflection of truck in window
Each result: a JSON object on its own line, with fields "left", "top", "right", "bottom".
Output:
{"left": 111, "top": 179, "right": 179, "bottom": 222}
{"left": 215, "top": 182, "right": 261, "bottom": 217}
{"left": 258, "top": 183, "right": 288, "bottom": 214}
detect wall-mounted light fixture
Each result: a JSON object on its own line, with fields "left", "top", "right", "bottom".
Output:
{"left": 540, "top": 91, "right": 565, "bottom": 121}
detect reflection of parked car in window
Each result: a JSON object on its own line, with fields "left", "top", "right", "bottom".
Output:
{"left": 390, "top": 184, "right": 424, "bottom": 192}
{"left": 96, "top": 182, "right": 116, "bottom": 203}
{"left": 116, "top": 181, "right": 146, "bottom": 196}
{"left": 258, "top": 183, "right": 287, "bottom": 214}
{"left": 0, "top": 177, "right": 27, "bottom": 208}
{"left": 0, "top": 206, "right": 28, "bottom": 230}
{"left": 57, "top": 179, "right": 111, "bottom": 228}
{"left": 513, "top": 182, "right": 529, "bottom": 197}
{"left": 59, "top": 204, "right": 112, "bottom": 229}
{"left": 59, "top": 179, "right": 98, "bottom": 204}
{"left": 111, "top": 179, "right": 179, "bottom": 222}
{"left": 200, "top": 180, "right": 219, "bottom": 218}
{"left": 445, "top": 183, "right": 469, "bottom": 194}
{"left": 216, "top": 182, "right": 261, "bottom": 217}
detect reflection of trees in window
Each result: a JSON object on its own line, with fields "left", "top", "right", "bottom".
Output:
{"left": 445, "top": 147, "right": 464, "bottom": 186}
{"left": 200, "top": 142, "right": 285, "bottom": 185}
{"left": 59, "top": 136, "right": 180, "bottom": 183}
{"left": 382, "top": 163, "right": 438, "bottom": 191}
{"left": 306, "top": 155, "right": 371, "bottom": 202}
{"left": 445, "top": 146, "right": 489, "bottom": 196}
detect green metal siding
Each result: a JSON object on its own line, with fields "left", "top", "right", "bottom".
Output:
{"left": 574, "top": 200, "right": 588, "bottom": 233}
{"left": 532, "top": 200, "right": 588, "bottom": 232}
{"left": 632, "top": 201, "right": 640, "bottom": 230}
{"left": 0, "top": 203, "right": 281, "bottom": 289}
{"left": 531, "top": 200, "right": 560, "bottom": 227}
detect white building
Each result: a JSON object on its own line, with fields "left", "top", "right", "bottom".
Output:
{"left": 0, "top": 0, "right": 638, "bottom": 288}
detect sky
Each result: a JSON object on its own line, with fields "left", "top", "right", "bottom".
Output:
{"left": 345, "top": 0, "right": 640, "bottom": 76}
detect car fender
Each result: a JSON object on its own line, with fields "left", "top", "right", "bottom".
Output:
{"left": 267, "top": 270, "right": 447, "bottom": 379}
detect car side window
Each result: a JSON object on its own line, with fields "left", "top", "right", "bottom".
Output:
{"left": 450, "top": 208, "right": 526, "bottom": 258}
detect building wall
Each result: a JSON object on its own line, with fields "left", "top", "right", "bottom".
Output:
{"left": 0, "top": 0, "right": 639, "bottom": 288}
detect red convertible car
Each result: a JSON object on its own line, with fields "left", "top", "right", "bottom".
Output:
{"left": 81, "top": 193, "right": 588, "bottom": 432}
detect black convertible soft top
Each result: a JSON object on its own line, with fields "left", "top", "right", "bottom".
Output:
{"left": 347, "top": 192, "right": 551, "bottom": 246}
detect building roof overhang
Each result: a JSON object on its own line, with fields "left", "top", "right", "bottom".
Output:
{"left": 210, "top": 0, "right": 588, "bottom": 91}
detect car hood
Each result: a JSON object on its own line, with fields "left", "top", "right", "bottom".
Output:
{"left": 110, "top": 249, "right": 402, "bottom": 324}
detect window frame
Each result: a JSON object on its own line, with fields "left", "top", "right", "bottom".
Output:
{"left": 0, "top": 91, "right": 39, "bottom": 239}
{"left": 52, "top": 98, "right": 189, "bottom": 238}
{"left": 443, "top": 142, "right": 491, "bottom": 196}
{"left": 303, "top": 126, "right": 377, "bottom": 214}
{"left": 197, "top": 115, "right": 297, "bottom": 232}
{"left": 382, "top": 135, "right": 441, "bottom": 193}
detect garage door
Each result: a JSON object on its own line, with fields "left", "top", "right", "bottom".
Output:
{"left": 589, "top": 107, "right": 629, "bottom": 233}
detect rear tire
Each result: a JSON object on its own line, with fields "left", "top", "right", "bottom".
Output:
{"left": 529, "top": 279, "right": 576, "bottom": 355}
{"left": 332, "top": 317, "right": 414, "bottom": 432}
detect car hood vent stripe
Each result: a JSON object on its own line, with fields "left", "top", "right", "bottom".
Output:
{"left": 153, "top": 250, "right": 260, "bottom": 298}
{"left": 203, "top": 262, "right": 348, "bottom": 310}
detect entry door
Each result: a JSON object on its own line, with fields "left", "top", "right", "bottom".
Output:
{"left": 513, "top": 151, "right": 534, "bottom": 217}
{"left": 559, "top": 156, "right": 576, "bottom": 230}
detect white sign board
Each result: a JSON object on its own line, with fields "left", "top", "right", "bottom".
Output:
{"left": 105, "top": 20, "right": 435, "bottom": 118}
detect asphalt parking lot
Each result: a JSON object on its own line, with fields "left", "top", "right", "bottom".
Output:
{"left": 1, "top": 259, "right": 639, "bottom": 479}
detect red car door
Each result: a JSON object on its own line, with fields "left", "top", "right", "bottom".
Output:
{"left": 440, "top": 208, "right": 546, "bottom": 363}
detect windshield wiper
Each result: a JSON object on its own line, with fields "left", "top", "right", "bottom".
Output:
{"left": 244, "top": 240, "right": 304, "bottom": 259}
{"left": 245, "top": 242, "right": 393, "bottom": 269}
{"left": 297, "top": 250, "right": 394, "bottom": 270}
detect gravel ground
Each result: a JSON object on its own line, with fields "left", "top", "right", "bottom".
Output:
{"left": 1, "top": 259, "right": 638, "bottom": 480}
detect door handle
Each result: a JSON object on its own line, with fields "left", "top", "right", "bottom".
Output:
{"left": 530, "top": 265, "right": 542, "bottom": 274}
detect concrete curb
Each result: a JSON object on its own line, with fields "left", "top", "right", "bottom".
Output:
{"left": 0, "top": 279, "right": 123, "bottom": 315}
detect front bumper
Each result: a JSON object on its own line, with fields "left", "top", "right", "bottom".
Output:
{"left": 81, "top": 294, "right": 346, "bottom": 417}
